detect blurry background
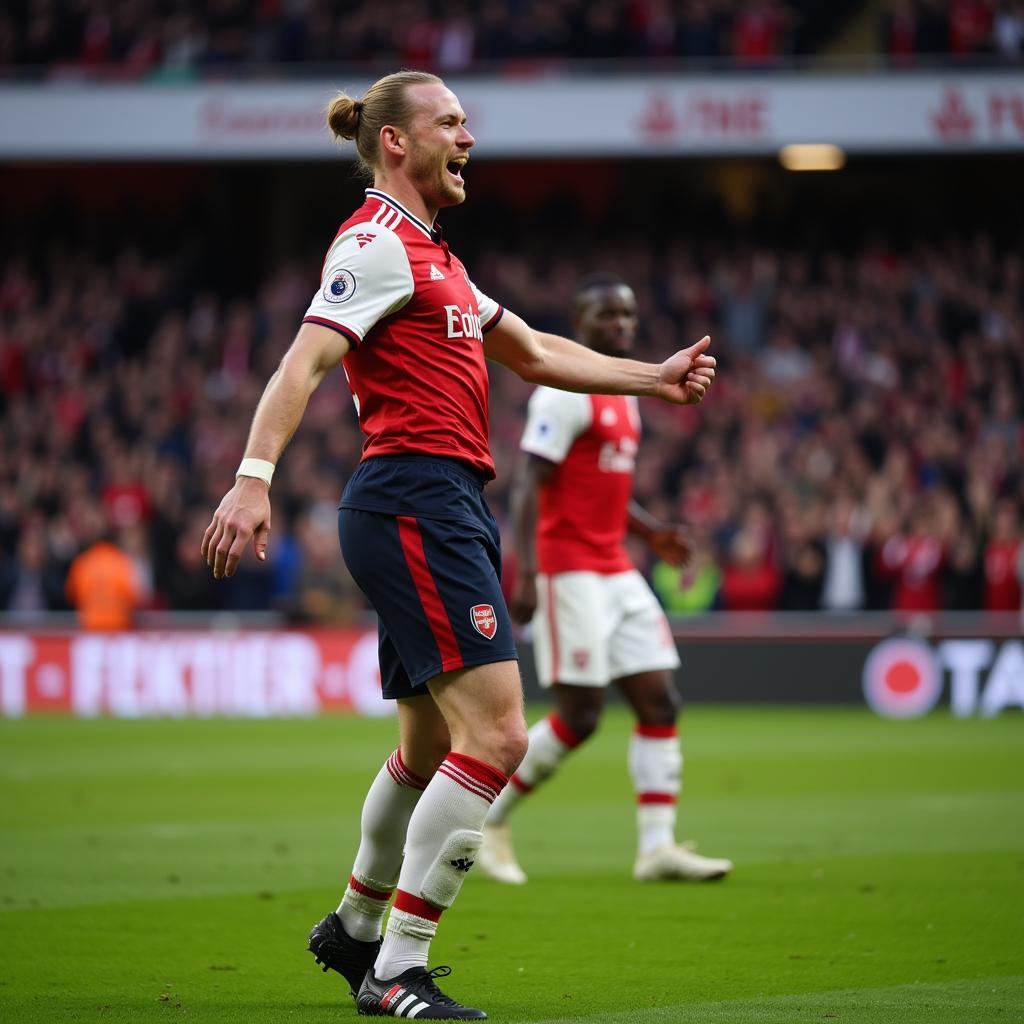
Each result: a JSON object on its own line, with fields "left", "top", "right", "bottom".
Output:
{"left": 0, "top": 0, "right": 1022, "bottom": 716}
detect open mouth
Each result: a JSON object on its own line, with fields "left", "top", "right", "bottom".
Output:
{"left": 446, "top": 157, "right": 467, "bottom": 183}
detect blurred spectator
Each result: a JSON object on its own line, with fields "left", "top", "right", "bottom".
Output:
{"left": 0, "top": 525, "right": 66, "bottom": 616}
{"left": 64, "top": 528, "right": 144, "bottom": 630}
{"left": 993, "top": 1, "right": 1024, "bottom": 57}
{"left": 721, "top": 528, "right": 782, "bottom": 610}
{"left": 651, "top": 527, "right": 722, "bottom": 613}
{"left": 780, "top": 539, "right": 825, "bottom": 610}
{"left": 820, "top": 497, "right": 870, "bottom": 612}
{"left": 678, "top": 0, "right": 725, "bottom": 58}
{"left": 881, "top": 0, "right": 920, "bottom": 64}
{"left": 984, "top": 499, "right": 1023, "bottom": 610}
{"left": 288, "top": 504, "right": 364, "bottom": 625}
{"left": 733, "top": 0, "right": 789, "bottom": 66}
{"left": 948, "top": 0, "right": 993, "bottom": 55}
{"left": 875, "top": 502, "right": 947, "bottom": 612}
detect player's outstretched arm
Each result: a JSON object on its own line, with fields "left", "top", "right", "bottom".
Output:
{"left": 201, "top": 322, "right": 350, "bottom": 580}
{"left": 484, "top": 310, "right": 715, "bottom": 405}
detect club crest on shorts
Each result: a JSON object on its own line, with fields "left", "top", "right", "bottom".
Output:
{"left": 470, "top": 603, "right": 497, "bottom": 640}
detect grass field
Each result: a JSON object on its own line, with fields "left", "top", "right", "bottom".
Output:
{"left": 1, "top": 706, "right": 1022, "bottom": 1023}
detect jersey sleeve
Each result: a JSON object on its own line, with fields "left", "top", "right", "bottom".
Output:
{"left": 468, "top": 278, "right": 504, "bottom": 332}
{"left": 520, "top": 387, "right": 591, "bottom": 464}
{"left": 303, "top": 223, "right": 414, "bottom": 346}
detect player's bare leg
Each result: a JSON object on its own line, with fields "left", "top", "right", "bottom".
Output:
{"left": 356, "top": 659, "right": 527, "bottom": 1019}
{"left": 617, "top": 670, "right": 732, "bottom": 882}
{"left": 309, "top": 695, "right": 450, "bottom": 996}
{"left": 481, "top": 683, "right": 605, "bottom": 883}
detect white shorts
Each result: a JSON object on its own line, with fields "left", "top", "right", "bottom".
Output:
{"left": 532, "top": 570, "right": 681, "bottom": 688}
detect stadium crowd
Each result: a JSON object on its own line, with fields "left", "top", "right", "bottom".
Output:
{"left": 2, "top": 0, "right": 1021, "bottom": 74}
{"left": 1, "top": 225, "right": 1021, "bottom": 622}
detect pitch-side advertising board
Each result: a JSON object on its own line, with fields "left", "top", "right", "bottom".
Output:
{"left": 0, "top": 630, "right": 392, "bottom": 719}
{"left": 1, "top": 630, "right": 1020, "bottom": 719}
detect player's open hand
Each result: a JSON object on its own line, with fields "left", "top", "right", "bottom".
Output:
{"left": 201, "top": 478, "right": 272, "bottom": 580}
{"left": 648, "top": 525, "right": 694, "bottom": 568}
{"left": 656, "top": 336, "right": 716, "bottom": 406}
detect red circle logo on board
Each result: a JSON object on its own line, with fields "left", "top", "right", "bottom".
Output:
{"left": 862, "top": 637, "right": 942, "bottom": 718}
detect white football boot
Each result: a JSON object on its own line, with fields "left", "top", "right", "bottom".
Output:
{"left": 477, "top": 823, "right": 528, "bottom": 885}
{"left": 633, "top": 840, "right": 733, "bottom": 882}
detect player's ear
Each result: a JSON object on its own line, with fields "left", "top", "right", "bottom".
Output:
{"left": 380, "top": 125, "right": 405, "bottom": 157}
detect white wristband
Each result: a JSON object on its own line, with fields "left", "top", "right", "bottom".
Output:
{"left": 236, "top": 458, "right": 275, "bottom": 486}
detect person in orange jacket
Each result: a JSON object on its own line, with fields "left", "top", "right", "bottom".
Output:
{"left": 65, "top": 531, "right": 144, "bottom": 631}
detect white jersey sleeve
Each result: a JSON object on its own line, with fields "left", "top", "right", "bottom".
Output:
{"left": 303, "top": 222, "right": 414, "bottom": 344}
{"left": 468, "top": 278, "right": 503, "bottom": 331}
{"left": 520, "top": 387, "right": 592, "bottom": 465}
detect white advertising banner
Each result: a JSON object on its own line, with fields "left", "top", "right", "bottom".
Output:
{"left": 0, "top": 629, "right": 395, "bottom": 718}
{"left": 1, "top": 72, "right": 1023, "bottom": 159}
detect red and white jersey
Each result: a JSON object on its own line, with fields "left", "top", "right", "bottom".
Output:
{"left": 521, "top": 387, "right": 640, "bottom": 574}
{"left": 303, "top": 188, "right": 504, "bottom": 477}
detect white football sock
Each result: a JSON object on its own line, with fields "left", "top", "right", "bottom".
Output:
{"left": 629, "top": 725, "right": 683, "bottom": 856}
{"left": 338, "top": 749, "right": 428, "bottom": 941}
{"left": 486, "top": 713, "right": 582, "bottom": 826}
{"left": 375, "top": 752, "right": 507, "bottom": 979}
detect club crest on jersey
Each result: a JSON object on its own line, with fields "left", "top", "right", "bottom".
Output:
{"left": 470, "top": 604, "right": 497, "bottom": 640}
{"left": 324, "top": 269, "right": 356, "bottom": 304}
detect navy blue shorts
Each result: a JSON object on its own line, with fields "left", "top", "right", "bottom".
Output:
{"left": 339, "top": 456, "right": 518, "bottom": 700}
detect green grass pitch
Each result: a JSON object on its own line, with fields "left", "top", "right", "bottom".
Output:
{"left": 1, "top": 706, "right": 1022, "bottom": 1023}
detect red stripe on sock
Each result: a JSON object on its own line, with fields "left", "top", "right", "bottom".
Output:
{"left": 397, "top": 516, "right": 463, "bottom": 673}
{"left": 348, "top": 875, "right": 392, "bottom": 902}
{"left": 393, "top": 748, "right": 429, "bottom": 790}
{"left": 386, "top": 751, "right": 420, "bottom": 790}
{"left": 393, "top": 889, "right": 443, "bottom": 922}
{"left": 439, "top": 752, "right": 507, "bottom": 803}
{"left": 638, "top": 792, "right": 677, "bottom": 805}
{"left": 438, "top": 765, "right": 494, "bottom": 803}
{"left": 509, "top": 773, "right": 533, "bottom": 794}
{"left": 635, "top": 724, "right": 678, "bottom": 739}
{"left": 548, "top": 712, "right": 583, "bottom": 749}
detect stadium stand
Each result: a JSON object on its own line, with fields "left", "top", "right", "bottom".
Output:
{"left": 1, "top": 218, "right": 1020, "bottom": 617}
{"left": 1, "top": 1, "right": 1019, "bottom": 76}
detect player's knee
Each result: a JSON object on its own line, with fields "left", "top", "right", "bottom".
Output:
{"left": 638, "top": 686, "right": 680, "bottom": 728}
{"left": 561, "top": 705, "right": 602, "bottom": 742}
{"left": 489, "top": 715, "right": 529, "bottom": 777}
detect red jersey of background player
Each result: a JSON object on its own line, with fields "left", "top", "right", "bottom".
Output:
{"left": 519, "top": 389, "right": 640, "bottom": 574}
{"left": 303, "top": 188, "right": 503, "bottom": 477}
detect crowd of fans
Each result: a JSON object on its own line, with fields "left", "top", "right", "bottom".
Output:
{"left": 879, "top": 0, "right": 1024, "bottom": 63}
{"left": 0, "top": 0, "right": 802, "bottom": 74}
{"left": 3, "top": 0, "right": 1020, "bottom": 75}
{"left": 1, "top": 219, "right": 1021, "bottom": 623}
